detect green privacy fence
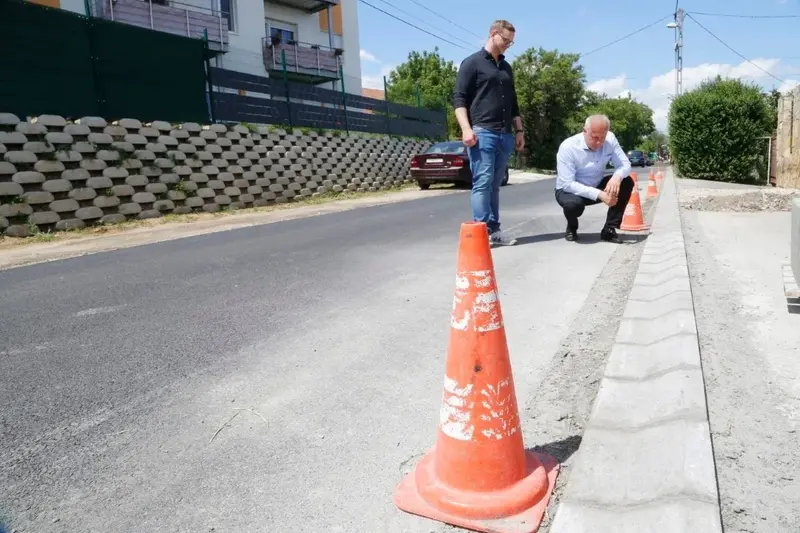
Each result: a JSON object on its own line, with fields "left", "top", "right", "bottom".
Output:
{"left": 0, "top": 0, "right": 210, "bottom": 123}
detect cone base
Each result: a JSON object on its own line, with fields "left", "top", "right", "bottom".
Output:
{"left": 394, "top": 451, "right": 560, "bottom": 533}
{"left": 620, "top": 223, "right": 649, "bottom": 232}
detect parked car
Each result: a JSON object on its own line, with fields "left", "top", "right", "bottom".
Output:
{"left": 410, "top": 141, "right": 509, "bottom": 190}
{"left": 627, "top": 149, "right": 648, "bottom": 167}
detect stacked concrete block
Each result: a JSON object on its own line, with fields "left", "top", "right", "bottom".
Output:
{"left": 0, "top": 112, "right": 432, "bottom": 237}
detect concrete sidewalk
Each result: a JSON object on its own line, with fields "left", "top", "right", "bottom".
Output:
{"left": 550, "top": 169, "right": 723, "bottom": 533}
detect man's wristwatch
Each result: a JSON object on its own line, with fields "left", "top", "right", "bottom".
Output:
{"left": 515, "top": 129, "right": 524, "bottom": 134}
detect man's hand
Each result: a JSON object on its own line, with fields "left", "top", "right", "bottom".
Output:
{"left": 598, "top": 191, "right": 617, "bottom": 207}
{"left": 604, "top": 174, "right": 622, "bottom": 198}
{"left": 515, "top": 131, "right": 524, "bottom": 152}
{"left": 462, "top": 128, "right": 477, "bottom": 148}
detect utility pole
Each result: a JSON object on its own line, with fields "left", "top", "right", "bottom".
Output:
{"left": 669, "top": 8, "right": 684, "bottom": 97}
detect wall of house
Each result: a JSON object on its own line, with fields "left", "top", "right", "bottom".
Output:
{"left": 776, "top": 87, "right": 800, "bottom": 189}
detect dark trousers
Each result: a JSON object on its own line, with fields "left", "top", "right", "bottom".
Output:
{"left": 554, "top": 175, "right": 635, "bottom": 232}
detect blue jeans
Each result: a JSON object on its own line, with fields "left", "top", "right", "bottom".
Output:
{"left": 468, "top": 127, "right": 515, "bottom": 234}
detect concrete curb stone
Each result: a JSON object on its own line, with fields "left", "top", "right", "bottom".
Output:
{"left": 549, "top": 168, "right": 723, "bottom": 533}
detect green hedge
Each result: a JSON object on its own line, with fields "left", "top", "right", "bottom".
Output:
{"left": 668, "top": 78, "right": 771, "bottom": 182}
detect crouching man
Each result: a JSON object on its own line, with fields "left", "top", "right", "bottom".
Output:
{"left": 554, "top": 114, "right": 634, "bottom": 243}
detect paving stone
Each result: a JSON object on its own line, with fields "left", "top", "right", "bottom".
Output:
{"left": 81, "top": 158, "right": 107, "bottom": 172}
{"left": 22, "top": 191, "right": 54, "bottom": 204}
{"left": 0, "top": 203, "right": 32, "bottom": 217}
{"left": 4, "top": 225, "right": 30, "bottom": 237}
{"left": 132, "top": 192, "right": 157, "bottom": 204}
{"left": 4, "top": 151, "right": 37, "bottom": 164}
{"left": 64, "top": 124, "right": 91, "bottom": 136}
{"left": 34, "top": 160, "right": 66, "bottom": 174}
{"left": 100, "top": 214, "right": 127, "bottom": 225}
{"left": 94, "top": 195, "right": 120, "bottom": 208}
{"left": 45, "top": 132, "right": 73, "bottom": 145}
{"left": 42, "top": 179, "right": 72, "bottom": 193}
{"left": 0, "top": 132, "right": 28, "bottom": 145}
{"left": 88, "top": 133, "right": 113, "bottom": 145}
{"left": 55, "top": 218, "right": 85, "bottom": 231}
{"left": 159, "top": 173, "right": 180, "bottom": 185}
{"left": 112, "top": 185, "right": 135, "bottom": 197}
{"left": 30, "top": 211, "right": 60, "bottom": 225}
{"left": 0, "top": 182, "right": 24, "bottom": 197}
{"left": 12, "top": 171, "right": 45, "bottom": 184}
{"left": 118, "top": 203, "right": 142, "bottom": 216}
{"left": 50, "top": 199, "right": 80, "bottom": 213}
{"left": 125, "top": 175, "right": 149, "bottom": 187}
{"left": 36, "top": 115, "right": 66, "bottom": 127}
{"left": 185, "top": 196, "right": 205, "bottom": 208}
{"left": 153, "top": 199, "right": 175, "bottom": 212}
{"left": 214, "top": 195, "right": 232, "bottom": 206}
{"left": 75, "top": 206, "right": 104, "bottom": 220}
{"left": 146, "top": 183, "right": 168, "bottom": 194}
{"left": 224, "top": 186, "right": 240, "bottom": 197}
{"left": 0, "top": 113, "right": 21, "bottom": 126}
{"left": 167, "top": 190, "right": 186, "bottom": 201}
{"left": 87, "top": 177, "right": 113, "bottom": 190}
{"left": 196, "top": 188, "right": 215, "bottom": 199}
{"left": 138, "top": 209, "right": 162, "bottom": 219}
{"left": 69, "top": 188, "right": 97, "bottom": 201}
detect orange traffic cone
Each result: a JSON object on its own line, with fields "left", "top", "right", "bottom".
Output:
{"left": 646, "top": 172, "right": 659, "bottom": 199}
{"left": 656, "top": 169, "right": 664, "bottom": 186}
{"left": 394, "top": 222, "right": 559, "bottom": 533}
{"left": 630, "top": 171, "right": 638, "bottom": 184}
{"left": 621, "top": 180, "right": 648, "bottom": 231}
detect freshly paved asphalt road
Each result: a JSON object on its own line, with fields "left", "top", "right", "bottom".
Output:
{"left": 0, "top": 174, "right": 648, "bottom": 533}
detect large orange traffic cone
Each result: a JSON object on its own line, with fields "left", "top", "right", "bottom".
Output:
{"left": 646, "top": 171, "right": 659, "bottom": 199}
{"left": 620, "top": 179, "right": 648, "bottom": 231}
{"left": 394, "top": 222, "right": 559, "bottom": 533}
{"left": 656, "top": 169, "right": 664, "bottom": 186}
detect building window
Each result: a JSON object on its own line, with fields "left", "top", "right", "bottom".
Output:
{"left": 270, "top": 27, "right": 295, "bottom": 42}
{"left": 220, "top": 0, "right": 236, "bottom": 32}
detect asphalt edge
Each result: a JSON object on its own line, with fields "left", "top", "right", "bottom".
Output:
{"left": 548, "top": 169, "right": 724, "bottom": 533}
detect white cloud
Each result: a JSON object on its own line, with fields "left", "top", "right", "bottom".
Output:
{"left": 361, "top": 65, "right": 395, "bottom": 90}
{"left": 360, "top": 49, "right": 379, "bottom": 63}
{"left": 589, "top": 58, "right": 796, "bottom": 132}
{"left": 779, "top": 79, "right": 800, "bottom": 93}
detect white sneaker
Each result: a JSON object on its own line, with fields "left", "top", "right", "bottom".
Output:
{"left": 489, "top": 230, "right": 518, "bottom": 246}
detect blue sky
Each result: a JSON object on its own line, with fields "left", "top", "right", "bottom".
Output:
{"left": 357, "top": 0, "right": 800, "bottom": 131}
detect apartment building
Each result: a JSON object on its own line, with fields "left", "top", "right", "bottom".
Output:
{"left": 29, "top": 0, "right": 363, "bottom": 95}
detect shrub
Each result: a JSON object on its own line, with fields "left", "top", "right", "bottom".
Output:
{"left": 668, "top": 77, "right": 771, "bottom": 182}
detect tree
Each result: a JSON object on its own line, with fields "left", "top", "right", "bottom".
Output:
{"left": 385, "top": 48, "right": 459, "bottom": 139}
{"left": 511, "top": 48, "right": 586, "bottom": 169}
{"left": 569, "top": 94, "right": 656, "bottom": 152}
{"left": 668, "top": 77, "right": 771, "bottom": 182}
{"left": 638, "top": 131, "right": 668, "bottom": 156}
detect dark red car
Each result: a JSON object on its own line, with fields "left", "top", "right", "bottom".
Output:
{"left": 410, "top": 141, "right": 510, "bottom": 190}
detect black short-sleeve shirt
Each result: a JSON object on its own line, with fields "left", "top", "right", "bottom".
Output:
{"left": 452, "top": 49, "right": 521, "bottom": 134}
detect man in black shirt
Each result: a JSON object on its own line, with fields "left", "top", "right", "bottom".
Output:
{"left": 453, "top": 19, "right": 524, "bottom": 246}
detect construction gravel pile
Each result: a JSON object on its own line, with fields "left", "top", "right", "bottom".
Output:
{"left": 679, "top": 187, "right": 800, "bottom": 212}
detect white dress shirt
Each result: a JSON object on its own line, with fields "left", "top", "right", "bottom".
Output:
{"left": 555, "top": 131, "right": 632, "bottom": 201}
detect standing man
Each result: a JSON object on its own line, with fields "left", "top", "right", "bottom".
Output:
{"left": 453, "top": 19, "right": 524, "bottom": 247}
{"left": 554, "top": 114, "right": 634, "bottom": 243}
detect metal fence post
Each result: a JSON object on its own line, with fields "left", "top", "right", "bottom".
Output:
{"left": 202, "top": 29, "right": 215, "bottom": 123}
{"left": 281, "top": 50, "right": 292, "bottom": 128}
{"left": 383, "top": 75, "right": 390, "bottom": 135}
{"left": 339, "top": 64, "right": 349, "bottom": 135}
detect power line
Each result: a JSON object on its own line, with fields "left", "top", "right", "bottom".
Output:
{"left": 685, "top": 13, "right": 785, "bottom": 83}
{"left": 579, "top": 14, "right": 673, "bottom": 58}
{"left": 358, "top": 0, "right": 470, "bottom": 51}
{"left": 401, "top": 0, "right": 485, "bottom": 41}
{"left": 370, "top": 0, "right": 476, "bottom": 50}
{"left": 689, "top": 11, "right": 800, "bottom": 19}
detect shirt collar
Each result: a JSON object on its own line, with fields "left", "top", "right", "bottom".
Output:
{"left": 482, "top": 48, "right": 505, "bottom": 64}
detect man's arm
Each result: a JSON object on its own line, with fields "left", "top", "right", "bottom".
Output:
{"left": 609, "top": 135, "right": 632, "bottom": 179}
{"left": 556, "top": 145, "right": 602, "bottom": 201}
{"left": 453, "top": 59, "right": 476, "bottom": 137}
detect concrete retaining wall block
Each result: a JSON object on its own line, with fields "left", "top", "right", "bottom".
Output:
{"left": 0, "top": 113, "right": 432, "bottom": 237}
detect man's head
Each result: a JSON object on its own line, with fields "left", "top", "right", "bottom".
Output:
{"left": 583, "top": 114, "right": 611, "bottom": 151}
{"left": 486, "top": 20, "right": 515, "bottom": 57}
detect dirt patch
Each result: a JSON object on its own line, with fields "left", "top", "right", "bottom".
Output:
{"left": 682, "top": 211, "right": 800, "bottom": 533}
{"left": 521, "top": 222, "right": 651, "bottom": 530}
{"left": 678, "top": 187, "right": 799, "bottom": 212}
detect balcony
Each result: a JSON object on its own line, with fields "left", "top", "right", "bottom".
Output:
{"left": 263, "top": 37, "right": 341, "bottom": 85}
{"left": 91, "top": 0, "right": 229, "bottom": 53}
{"left": 268, "top": 0, "right": 338, "bottom": 14}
